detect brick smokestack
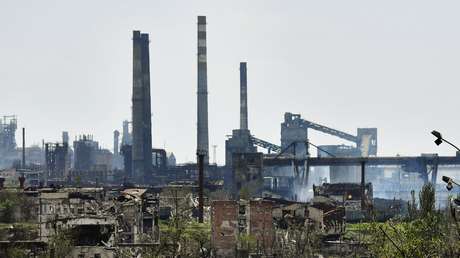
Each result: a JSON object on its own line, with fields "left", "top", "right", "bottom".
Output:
{"left": 197, "top": 16, "right": 209, "bottom": 163}
{"left": 240, "top": 62, "right": 248, "bottom": 130}
{"left": 132, "top": 31, "right": 153, "bottom": 182}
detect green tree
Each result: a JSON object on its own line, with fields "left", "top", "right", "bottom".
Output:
{"left": 40, "top": 229, "right": 74, "bottom": 258}
{"left": 365, "top": 184, "right": 460, "bottom": 257}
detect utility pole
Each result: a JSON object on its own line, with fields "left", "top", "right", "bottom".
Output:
{"left": 22, "top": 127, "right": 25, "bottom": 169}
{"left": 361, "top": 161, "right": 366, "bottom": 209}
{"left": 197, "top": 152, "right": 205, "bottom": 223}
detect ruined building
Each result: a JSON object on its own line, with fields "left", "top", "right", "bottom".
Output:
{"left": 45, "top": 142, "right": 69, "bottom": 182}
{"left": 132, "top": 30, "right": 153, "bottom": 182}
{"left": 38, "top": 187, "right": 160, "bottom": 257}
{"left": 211, "top": 200, "right": 274, "bottom": 257}
{"left": 197, "top": 16, "right": 210, "bottom": 163}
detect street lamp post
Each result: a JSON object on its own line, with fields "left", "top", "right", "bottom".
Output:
{"left": 442, "top": 175, "right": 460, "bottom": 191}
{"left": 431, "top": 130, "right": 460, "bottom": 151}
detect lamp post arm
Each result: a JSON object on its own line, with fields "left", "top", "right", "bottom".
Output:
{"left": 442, "top": 138, "right": 460, "bottom": 152}
{"left": 452, "top": 179, "right": 460, "bottom": 187}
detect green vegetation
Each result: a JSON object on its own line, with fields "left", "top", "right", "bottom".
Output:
{"left": 348, "top": 184, "right": 460, "bottom": 257}
{"left": 0, "top": 191, "right": 35, "bottom": 223}
{"left": 44, "top": 229, "right": 75, "bottom": 258}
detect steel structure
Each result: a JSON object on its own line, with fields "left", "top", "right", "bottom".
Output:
{"left": 0, "top": 115, "right": 17, "bottom": 154}
{"left": 250, "top": 136, "right": 281, "bottom": 153}
{"left": 280, "top": 112, "right": 377, "bottom": 158}
{"left": 263, "top": 154, "right": 456, "bottom": 184}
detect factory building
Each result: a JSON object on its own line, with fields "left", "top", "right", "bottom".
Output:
{"left": 73, "top": 135, "right": 98, "bottom": 171}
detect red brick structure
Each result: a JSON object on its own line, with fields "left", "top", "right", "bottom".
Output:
{"left": 211, "top": 200, "right": 238, "bottom": 257}
{"left": 249, "top": 200, "right": 274, "bottom": 254}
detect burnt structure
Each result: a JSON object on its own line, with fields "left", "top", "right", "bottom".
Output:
{"left": 152, "top": 148, "right": 167, "bottom": 168}
{"left": 232, "top": 152, "right": 263, "bottom": 198}
{"left": 197, "top": 16, "right": 209, "bottom": 163}
{"left": 45, "top": 142, "right": 69, "bottom": 182}
{"left": 121, "top": 145, "right": 132, "bottom": 177}
{"left": 211, "top": 200, "right": 274, "bottom": 257}
{"left": 132, "top": 30, "right": 153, "bottom": 182}
{"left": 313, "top": 182, "right": 373, "bottom": 221}
{"left": 73, "top": 135, "right": 98, "bottom": 171}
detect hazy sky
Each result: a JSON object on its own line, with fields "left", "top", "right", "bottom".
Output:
{"left": 1, "top": 0, "right": 460, "bottom": 164}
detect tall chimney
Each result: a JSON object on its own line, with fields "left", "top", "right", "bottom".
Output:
{"left": 197, "top": 16, "right": 209, "bottom": 163}
{"left": 121, "top": 120, "right": 130, "bottom": 145}
{"left": 240, "top": 62, "right": 248, "bottom": 130}
{"left": 114, "top": 130, "right": 120, "bottom": 155}
{"left": 131, "top": 30, "right": 152, "bottom": 182}
{"left": 22, "top": 127, "right": 25, "bottom": 169}
{"left": 141, "top": 33, "right": 153, "bottom": 178}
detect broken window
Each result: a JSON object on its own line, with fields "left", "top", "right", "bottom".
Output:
{"left": 71, "top": 224, "right": 114, "bottom": 246}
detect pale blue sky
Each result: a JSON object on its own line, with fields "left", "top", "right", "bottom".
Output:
{"left": 1, "top": 0, "right": 460, "bottom": 164}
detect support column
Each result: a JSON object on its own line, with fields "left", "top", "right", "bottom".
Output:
{"left": 361, "top": 161, "right": 366, "bottom": 209}
{"left": 197, "top": 153, "right": 204, "bottom": 223}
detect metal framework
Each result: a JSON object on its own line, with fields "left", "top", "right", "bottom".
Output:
{"left": 263, "top": 154, "right": 458, "bottom": 184}
{"left": 301, "top": 119, "right": 357, "bottom": 143}
{"left": 0, "top": 115, "right": 17, "bottom": 153}
{"left": 251, "top": 136, "right": 282, "bottom": 153}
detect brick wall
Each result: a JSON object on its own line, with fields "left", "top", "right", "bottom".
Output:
{"left": 211, "top": 200, "right": 238, "bottom": 257}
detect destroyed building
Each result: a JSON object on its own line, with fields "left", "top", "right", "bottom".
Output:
{"left": 45, "top": 142, "right": 69, "bottom": 182}
{"left": 37, "top": 187, "right": 159, "bottom": 257}
{"left": 232, "top": 152, "right": 264, "bottom": 198}
{"left": 211, "top": 199, "right": 274, "bottom": 257}
{"left": 117, "top": 188, "right": 159, "bottom": 244}
{"left": 313, "top": 182, "right": 372, "bottom": 221}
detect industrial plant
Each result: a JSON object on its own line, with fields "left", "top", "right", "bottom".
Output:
{"left": 1, "top": 12, "right": 460, "bottom": 258}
